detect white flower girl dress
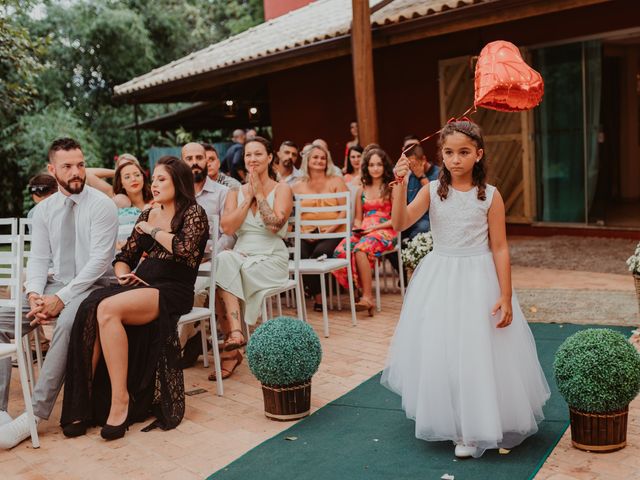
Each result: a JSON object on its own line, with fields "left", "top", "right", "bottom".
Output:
{"left": 381, "top": 182, "right": 550, "bottom": 457}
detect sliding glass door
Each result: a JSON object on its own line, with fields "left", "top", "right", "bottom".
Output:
{"left": 533, "top": 41, "right": 602, "bottom": 223}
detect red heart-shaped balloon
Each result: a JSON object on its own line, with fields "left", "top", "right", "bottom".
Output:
{"left": 474, "top": 41, "right": 544, "bottom": 112}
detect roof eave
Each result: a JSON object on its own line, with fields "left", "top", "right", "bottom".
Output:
{"left": 114, "top": 0, "right": 612, "bottom": 104}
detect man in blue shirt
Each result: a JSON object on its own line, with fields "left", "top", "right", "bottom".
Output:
{"left": 402, "top": 136, "right": 440, "bottom": 241}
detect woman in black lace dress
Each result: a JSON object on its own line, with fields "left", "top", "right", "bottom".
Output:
{"left": 61, "top": 156, "right": 208, "bottom": 440}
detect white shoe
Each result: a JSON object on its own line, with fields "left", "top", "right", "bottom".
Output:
{"left": 0, "top": 411, "right": 11, "bottom": 427}
{"left": 454, "top": 443, "right": 477, "bottom": 458}
{"left": 0, "top": 412, "right": 38, "bottom": 449}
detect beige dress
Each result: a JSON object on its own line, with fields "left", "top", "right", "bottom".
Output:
{"left": 216, "top": 187, "right": 289, "bottom": 325}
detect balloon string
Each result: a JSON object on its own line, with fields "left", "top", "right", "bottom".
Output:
{"left": 399, "top": 104, "right": 477, "bottom": 156}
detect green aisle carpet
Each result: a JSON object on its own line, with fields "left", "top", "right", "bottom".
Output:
{"left": 208, "top": 324, "right": 632, "bottom": 480}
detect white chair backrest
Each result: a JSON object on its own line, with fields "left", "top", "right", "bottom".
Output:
{"left": 20, "top": 218, "right": 32, "bottom": 260}
{"left": 284, "top": 207, "right": 299, "bottom": 282}
{"left": 292, "top": 191, "right": 352, "bottom": 267}
{"left": 0, "top": 218, "right": 24, "bottom": 342}
{"left": 207, "top": 214, "right": 219, "bottom": 293}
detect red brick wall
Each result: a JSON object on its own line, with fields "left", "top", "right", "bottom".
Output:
{"left": 264, "top": 0, "right": 313, "bottom": 20}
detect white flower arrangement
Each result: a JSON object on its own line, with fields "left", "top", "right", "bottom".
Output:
{"left": 626, "top": 241, "right": 640, "bottom": 276}
{"left": 401, "top": 232, "right": 434, "bottom": 270}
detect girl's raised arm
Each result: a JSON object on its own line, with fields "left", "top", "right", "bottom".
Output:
{"left": 391, "top": 156, "right": 430, "bottom": 232}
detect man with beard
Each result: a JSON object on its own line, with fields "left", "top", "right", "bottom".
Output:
{"left": 0, "top": 138, "right": 118, "bottom": 449}
{"left": 274, "top": 140, "right": 302, "bottom": 185}
{"left": 179, "top": 142, "right": 235, "bottom": 367}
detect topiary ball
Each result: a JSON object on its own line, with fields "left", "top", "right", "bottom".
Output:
{"left": 554, "top": 328, "right": 640, "bottom": 413}
{"left": 246, "top": 316, "right": 322, "bottom": 387}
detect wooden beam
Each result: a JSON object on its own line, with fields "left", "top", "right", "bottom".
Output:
{"left": 351, "top": 0, "right": 378, "bottom": 146}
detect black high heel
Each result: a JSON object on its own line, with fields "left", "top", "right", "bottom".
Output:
{"left": 62, "top": 421, "right": 87, "bottom": 438}
{"left": 101, "top": 401, "right": 131, "bottom": 441}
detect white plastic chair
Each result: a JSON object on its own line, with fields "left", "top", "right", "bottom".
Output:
{"left": 0, "top": 218, "right": 40, "bottom": 448}
{"left": 259, "top": 212, "right": 305, "bottom": 327}
{"left": 374, "top": 231, "right": 405, "bottom": 312}
{"left": 289, "top": 192, "right": 357, "bottom": 337}
{"left": 178, "top": 215, "right": 223, "bottom": 396}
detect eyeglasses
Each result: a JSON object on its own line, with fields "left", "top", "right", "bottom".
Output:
{"left": 29, "top": 185, "right": 55, "bottom": 195}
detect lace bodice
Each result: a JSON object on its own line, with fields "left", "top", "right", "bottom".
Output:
{"left": 428, "top": 182, "right": 496, "bottom": 249}
{"left": 115, "top": 203, "right": 209, "bottom": 270}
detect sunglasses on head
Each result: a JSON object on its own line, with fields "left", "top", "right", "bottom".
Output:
{"left": 29, "top": 185, "right": 55, "bottom": 196}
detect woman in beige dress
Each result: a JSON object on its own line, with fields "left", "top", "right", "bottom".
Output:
{"left": 213, "top": 137, "right": 293, "bottom": 377}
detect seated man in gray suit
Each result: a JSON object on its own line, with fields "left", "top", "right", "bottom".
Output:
{"left": 0, "top": 137, "right": 118, "bottom": 449}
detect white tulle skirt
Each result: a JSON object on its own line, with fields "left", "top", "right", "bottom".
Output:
{"left": 381, "top": 245, "right": 550, "bottom": 457}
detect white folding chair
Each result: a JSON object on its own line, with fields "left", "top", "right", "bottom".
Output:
{"left": 178, "top": 215, "right": 223, "bottom": 396}
{"left": 0, "top": 218, "right": 39, "bottom": 447}
{"left": 374, "top": 231, "right": 405, "bottom": 312}
{"left": 260, "top": 212, "right": 304, "bottom": 326}
{"left": 290, "top": 192, "right": 357, "bottom": 337}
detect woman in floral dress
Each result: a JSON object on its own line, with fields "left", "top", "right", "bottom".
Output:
{"left": 333, "top": 148, "right": 397, "bottom": 315}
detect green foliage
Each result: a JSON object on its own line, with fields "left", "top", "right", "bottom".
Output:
{"left": 14, "top": 106, "right": 102, "bottom": 175}
{"left": 0, "top": 0, "right": 264, "bottom": 218}
{"left": 247, "top": 316, "right": 322, "bottom": 387}
{"left": 0, "top": 1, "right": 47, "bottom": 125}
{"left": 554, "top": 329, "right": 640, "bottom": 413}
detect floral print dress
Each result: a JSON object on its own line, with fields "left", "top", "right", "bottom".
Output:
{"left": 333, "top": 192, "right": 397, "bottom": 289}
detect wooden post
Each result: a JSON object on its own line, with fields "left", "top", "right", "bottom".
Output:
{"left": 351, "top": 0, "right": 378, "bottom": 146}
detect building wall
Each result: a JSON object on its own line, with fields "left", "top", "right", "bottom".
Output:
{"left": 268, "top": 56, "right": 357, "bottom": 165}
{"left": 268, "top": 0, "right": 640, "bottom": 170}
{"left": 263, "top": 0, "right": 313, "bottom": 21}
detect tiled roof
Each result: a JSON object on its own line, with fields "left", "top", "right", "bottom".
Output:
{"left": 114, "top": 0, "right": 485, "bottom": 97}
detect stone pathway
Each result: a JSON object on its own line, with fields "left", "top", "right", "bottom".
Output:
{"left": 0, "top": 248, "right": 638, "bottom": 479}
{"left": 517, "top": 288, "right": 639, "bottom": 326}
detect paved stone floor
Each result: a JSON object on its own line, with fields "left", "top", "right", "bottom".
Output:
{"left": 0, "top": 261, "right": 639, "bottom": 479}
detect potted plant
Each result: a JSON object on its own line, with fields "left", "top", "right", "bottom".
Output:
{"left": 553, "top": 328, "right": 640, "bottom": 452}
{"left": 401, "top": 232, "right": 433, "bottom": 279}
{"left": 626, "top": 241, "right": 640, "bottom": 312}
{"left": 246, "top": 316, "right": 322, "bottom": 421}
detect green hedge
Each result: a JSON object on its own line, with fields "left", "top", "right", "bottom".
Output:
{"left": 554, "top": 329, "right": 640, "bottom": 413}
{"left": 246, "top": 316, "right": 322, "bottom": 387}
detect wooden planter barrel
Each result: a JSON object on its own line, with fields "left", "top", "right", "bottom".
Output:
{"left": 261, "top": 381, "right": 312, "bottom": 421}
{"left": 569, "top": 406, "right": 629, "bottom": 452}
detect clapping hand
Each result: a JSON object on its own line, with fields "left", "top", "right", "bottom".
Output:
{"left": 409, "top": 156, "right": 426, "bottom": 178}
{"left": 492, "top": 297, "right": 513, "bottom": 328}
{"left": 249, "top": 168, "right": 264, "bottom": 199}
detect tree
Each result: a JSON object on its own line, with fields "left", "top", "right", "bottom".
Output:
{"left": 1, "top": 0, "right": 264, "bottom": 217}
{"left": 0, "top": 1, "right": 48, "bottom": 216}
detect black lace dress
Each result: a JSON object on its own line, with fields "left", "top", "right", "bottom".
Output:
{"left": 61, "top": 204, "right": 208, "bottom": 431}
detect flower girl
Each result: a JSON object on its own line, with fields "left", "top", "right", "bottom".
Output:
{"left": 381, "top": 119, "right": 550, "bottom": 458}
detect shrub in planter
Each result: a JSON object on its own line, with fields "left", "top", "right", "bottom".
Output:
{"left": 554, "top": 328, "right": 640, "bottom": 452}
{"left": 247, "top": 316, "right": 322, "bottom": 420}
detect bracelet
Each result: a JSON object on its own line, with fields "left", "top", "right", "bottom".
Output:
{"left": 390, "top": 175, "right": 405, "bottom": 187}
{"left": 150, "top": 227, "right": 162, "bottom": 240}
